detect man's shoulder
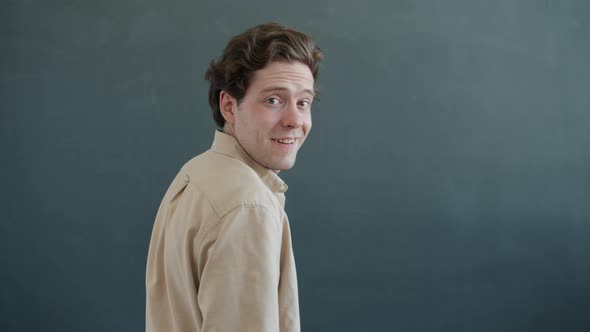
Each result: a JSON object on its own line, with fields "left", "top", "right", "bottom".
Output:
{"left": 178, "top": 150, "right": 279, "bottom": 217}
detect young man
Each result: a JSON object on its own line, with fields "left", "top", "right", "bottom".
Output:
{"left": 146, "top": 23, "right": 323, "bottom": 332}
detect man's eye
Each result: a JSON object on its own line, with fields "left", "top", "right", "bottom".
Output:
{"left": 266, "top": 98, "right": 280, "bottom": 105}
{"left": 298, "top": 100, "right": 310, "bottom": 107}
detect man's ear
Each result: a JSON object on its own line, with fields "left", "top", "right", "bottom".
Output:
{"left": 219, "top": 90, "right": 237, "bottom": 124}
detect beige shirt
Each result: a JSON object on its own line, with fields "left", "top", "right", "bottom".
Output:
{"left": 146, "top": 131, "right": 300, "bottom": 332}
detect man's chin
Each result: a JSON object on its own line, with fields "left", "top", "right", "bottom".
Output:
{"left": 265, "top": 158, "right": 296, "bottom": 172}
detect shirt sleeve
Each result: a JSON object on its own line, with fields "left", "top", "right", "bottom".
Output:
{"left": 197, "top": 205, "right": 282, "bottom": 332}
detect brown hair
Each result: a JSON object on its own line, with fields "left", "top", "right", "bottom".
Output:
{"left": 205, "top": 22, "right": 324, "bottom": 127}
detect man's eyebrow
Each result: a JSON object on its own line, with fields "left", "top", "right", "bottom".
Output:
{"left": 259, "top": 86, "right": 316, "bottom": 97}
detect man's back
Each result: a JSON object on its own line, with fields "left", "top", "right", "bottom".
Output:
{"left": 146, "top": 131, "right": 300, "bottom": 332}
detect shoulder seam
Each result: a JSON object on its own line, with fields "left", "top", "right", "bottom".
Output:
{"left": 182, "top": 171, "right": 222, "bottom": 220}
{"left": 200, "top": 203, "right": 280, "bottom": 248}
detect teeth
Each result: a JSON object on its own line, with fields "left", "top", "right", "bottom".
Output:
{"left": 276, "top": 138, "right": 295, "bottom": 144}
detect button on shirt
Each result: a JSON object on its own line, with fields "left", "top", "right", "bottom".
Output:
{"left": 146, "top": 131, "right": 300, "bottom": 332}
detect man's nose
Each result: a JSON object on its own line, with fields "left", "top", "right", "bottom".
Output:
{"left": 281, "top": 102, "right": 304, "bottom": 128}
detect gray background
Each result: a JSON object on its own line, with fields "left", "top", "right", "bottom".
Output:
{"left": 2, "top": 0, "right": 590, "bottom": 331}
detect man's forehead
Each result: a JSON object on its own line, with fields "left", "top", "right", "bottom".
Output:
{"left": 250, "top": 62, "right": 314, "bottom": 93}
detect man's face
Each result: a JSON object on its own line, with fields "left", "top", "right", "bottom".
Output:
{"left": 222, "top": 61, "right": 314, "bottom": 172}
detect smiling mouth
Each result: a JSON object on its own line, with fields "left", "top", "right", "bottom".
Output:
{"left": 272, "top": 138, "right": 296, "bottom": 144}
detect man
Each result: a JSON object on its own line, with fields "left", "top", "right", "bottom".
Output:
{"left": 146, "top": 22, "right": 323, "bottom": 332}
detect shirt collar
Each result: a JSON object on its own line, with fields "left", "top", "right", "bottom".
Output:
{"left": 210, "top": 130, "right": 288, "bottom": 194}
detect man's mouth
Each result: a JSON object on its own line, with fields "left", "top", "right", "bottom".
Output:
{"left": 272, "top": 138, "right": 296, "bottom": 144}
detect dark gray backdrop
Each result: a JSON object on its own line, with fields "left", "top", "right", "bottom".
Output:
{"left": 2, "top": 0, "right": 589, "bottom": 331}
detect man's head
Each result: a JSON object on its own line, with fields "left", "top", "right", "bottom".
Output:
{"left": 205, "top": 22, "right": 323, "bottom": 172}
